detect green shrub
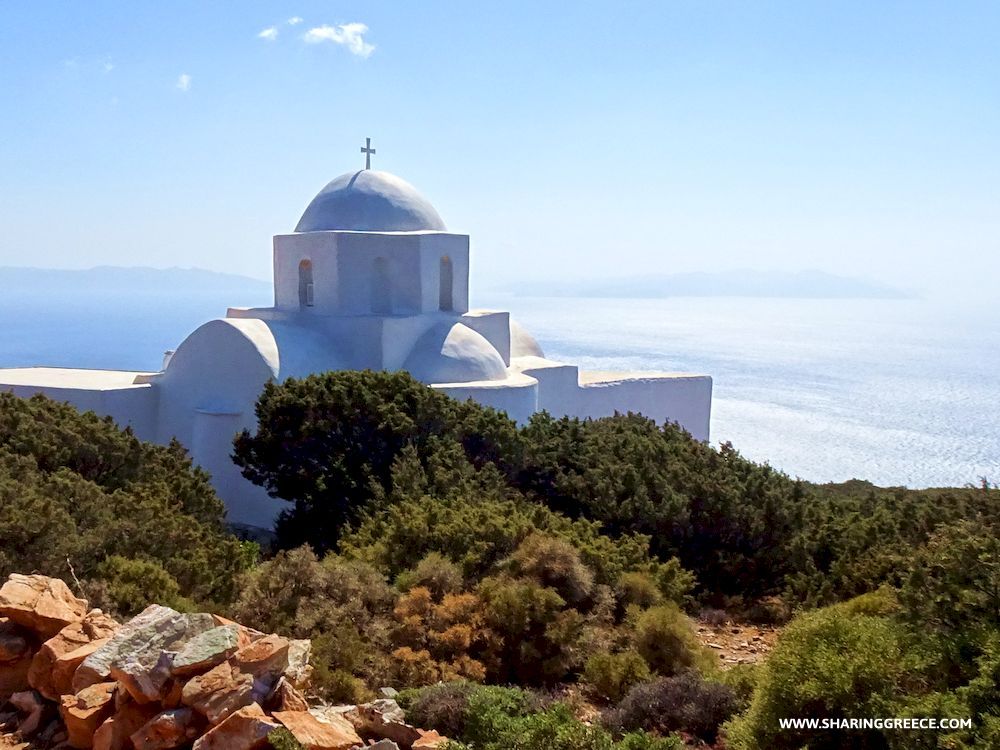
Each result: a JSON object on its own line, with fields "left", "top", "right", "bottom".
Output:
{"left": 602, "top": 672, "right": 739, "bottom": 744}
{"left": 454, "top": 698, "right": 681, "bottom": 750}
{"left": 617, "top": 572, "right": 663, "bottom": 609}
{"left": 404, "top": 682, "right": 539, "bottom": 740}
{"left": 0, "top": 393, "right": 248, "bottom": 607}
{"left": 232, "top": 370, "right": 521, "bottom": 551}
{"left": 267, "top": 728, "right": 305, "bottom": 750}
{"left": 91, "top": 556, "right": 192, "bottom": 617}
{"left": 720, "top": 662, "right": 759, "bottom": 710}
{"left": 725, "top": 600, "right": 905, "bottom": 750}
{"left": 505, "top": 533, "right": 595, "bottom": 607}
{"left": 584, "top": 651, "right": 650, "bottom": 702}
{"left": 396, "top": 552, "right": 464, "bottom": 598}
{"left": 632, "top": 604, "right": 714, "bottom": 676}
{"left": 477, "top": 576, "right": 582, "bottom": 684}
{"left": 341, "top": 486, "right": 667, "bottom": 591}
{"left": 229, "top": 546, "right": 396, "bottom": 697}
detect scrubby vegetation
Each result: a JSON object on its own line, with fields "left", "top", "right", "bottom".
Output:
{"left": 4, "top": 372, "right": 1000, "bottom": 748}
{"left": 0, "top": 392, "right": 253, "bottom": 615}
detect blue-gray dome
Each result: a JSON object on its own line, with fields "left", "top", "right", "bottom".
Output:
{"left": 295, "top": 170, "right": 446, "bottom": 233}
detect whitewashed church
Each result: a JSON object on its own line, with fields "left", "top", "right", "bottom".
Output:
{"left": 0, "top": 146, "right": 712, "bottom": 529}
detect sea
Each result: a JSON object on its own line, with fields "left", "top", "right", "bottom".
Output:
{"left": 1, "top": 288, "right": 997, "bottom": 489}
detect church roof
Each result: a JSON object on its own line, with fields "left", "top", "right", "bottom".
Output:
{"left": 295, "top": 170, "right": 446, "bottom": 233}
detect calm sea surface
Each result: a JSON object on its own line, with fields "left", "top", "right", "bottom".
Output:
{"left": 484, "top": 294, "right": 1000, "bottom": 488}
{"left": 2, "top": 291, "right": 997, "bottom": 488}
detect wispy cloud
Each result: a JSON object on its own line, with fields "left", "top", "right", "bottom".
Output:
{"left": 303, "top": 23, "right": 374, "bottom": 58}
{"left": 176, "top": 73, "right": 192, "bottom": 92}
{"left": 103, "top": 58, "right": 114, "bottom": 73}
{"left": 287, "top": 16, "right": 303, "bottom": 26}
{"left": 258, "top": 26, "right": 279, "bottom": 41}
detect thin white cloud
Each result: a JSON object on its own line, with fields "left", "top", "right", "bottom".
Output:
{"left": 176, "top": 73, "right": 192, "bottom": 92}
{"left": 258, "top": 26, "right": 279, "bottom": 41}
{"left": 287, "top": 16, "right": 303, "bottom": 26}
{"left": 103, "top": 58, "right": 114, "bottom": 73}
{"left": 303, "top": 23, "right": 374, "bottom": 58}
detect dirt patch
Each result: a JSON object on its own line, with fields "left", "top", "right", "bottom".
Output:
{"left": 695, "top": 621, "right": 781, "bottom": 668}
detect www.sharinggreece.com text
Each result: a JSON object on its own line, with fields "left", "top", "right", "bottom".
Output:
{"left": 780, "top": 718, "right": 972, "bottom": 730}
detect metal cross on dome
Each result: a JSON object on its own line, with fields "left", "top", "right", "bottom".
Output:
{"left": 360, "top": 137, "right": 376, "bottom": 170}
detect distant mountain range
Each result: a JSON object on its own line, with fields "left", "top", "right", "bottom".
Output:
{"left": 510, "top": 270, "right": 914, "bottom": 299}
{"left": 0, "top": 266, "right": 912, "bottom": 301}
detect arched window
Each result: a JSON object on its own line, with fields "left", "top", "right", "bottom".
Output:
{"left": 298, "top": 259, "right": 314, "bottom": 308}
{"left": 372, "top": 256, "right": 392, "bottom": 313}
{"left": 439, "top": 255, "right": 454, "bottom": 311}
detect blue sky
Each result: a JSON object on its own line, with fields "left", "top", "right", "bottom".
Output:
{"left": 0, "top": 2, "right": 997, "bottom": 297}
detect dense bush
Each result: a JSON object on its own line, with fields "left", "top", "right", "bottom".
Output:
{"left": 584, "top": 651, "right": 650, "bottom": 702}
{"left": 238, "top": 371, "right": 1000, "bottom": 613}
{"left": 0, "top": 393, "right": 251, "bottom": 611}
{"left": 339, "top": 446, "right": 686, "bottom": 597}
{"left": 404, "top": 682, "right": 680, "bottom": 750}
{"left": 515, "top": 413, "right": 806, "bottom": 598}
{"left": 632, "top": 604, "right": 715, "bottom": 677}
{"left": 724, "top": 596, "right": 906, "bottom": 750}
{"left": 228, "top": 546, "right": 396, "bottom": 698}
{"left": 232, "top": 370, "right": 521, "bottom": 551}
{"left": 401, "top": 683, "right": 539, "bottom": 741}
{"left": 603, "top": 672, "right": 739, "bottom": 743}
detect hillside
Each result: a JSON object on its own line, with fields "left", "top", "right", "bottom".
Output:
{"left": 0, "top": 376, "right": 998, "bottom": 748}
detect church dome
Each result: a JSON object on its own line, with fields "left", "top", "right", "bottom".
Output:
{"left": 404, "top": 323, "right": 507, "bottom": 384}
{"left": 295, "top": 170, "right": 446, "bottom": 233}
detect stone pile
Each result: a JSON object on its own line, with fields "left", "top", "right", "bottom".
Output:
{"left": 0, "top": 574, "right": 447, "bottom": 750}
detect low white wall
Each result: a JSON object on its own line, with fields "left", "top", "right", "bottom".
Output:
{"left": 1, "top": 383, "right": 159, "bottom": 442}
{"left": 569, "top": 375, "right": 713, "bottom": 441}
{"left": 434, "top": 376, "right": 539, "bottom": 424}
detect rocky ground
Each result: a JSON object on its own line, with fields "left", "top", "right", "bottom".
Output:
{"left": 0, "top": 573, "right": 446, "bottom": 750}
{"left": 695, "top": 619, "right": 780, "bottom": 668}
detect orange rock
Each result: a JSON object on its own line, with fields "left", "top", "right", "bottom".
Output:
{"left": 92, "top": 702, "right": 160, "bottom": 750}
{"left": 161, "top": 679, "right": 184, "bottom": 709}
{"left": 232, "top": 634, "right": 290, "bottom": 677}
{"left": 180, "top": 662, "right": 255, "bottom": 725}
{"left": 0, "top": 575, "right": 87, "bottom": 639}
{"left": 60, "top": 681, "right": 116, "bottom": 749}
{"left": 209, "top": 615, "right": 264, "bottom": 647}
{"left": 266, "top": 677, "right": 309, "bottom": 713}
{"left": 272, "top": 710, "right": 362, "bottom": 750}
{"left": 130, "top": 708, "right": 203, "bottom": 750}
{"left": 48, "top": 639, "right": 110, "bottom": 701}
{"left": 182, "top": 634, "right": 293, "bottom": 725}
{"left": 191, "top": 704, "right": 279, "bottom": 750}
{"left": 413, "top": 729, "right": 449, "bottom": 749}
{"left": 30, "top": 611, "right": 117, "bottom": 701}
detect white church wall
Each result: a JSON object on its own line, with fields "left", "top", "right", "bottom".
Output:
{"left": 153, "top": 319, "right": 277, "bottom": 447}
{"left": 380, "top": 314, "right": 449, "bottom": 371}
{"left": 460, "top": 311, "right": 512, "bottom": 365}
{"left": 418, "top": 233, "right": 470, "bottom": 314}
{"left": 321, "top": 316, "right": 388, "bottom": 369}
{"left": 336, "top": 233, "right": 424, "bottom": 315}
{"left": 517, "top": 359, "right": 583, "bottom": 417}
{"left": 572, "top": 374, "right": 714, "bottom": 442}
{"left": 434, "top": 375, "right": 539, "bottom": 424}
{"left": 190, "top": 410, "right": 279, "bottom": 530}
{"left": 1, "top": 381, "right": 159, "bottom": 442}
{"left": 273, "top": 232, "right": 340, "bottom": 312}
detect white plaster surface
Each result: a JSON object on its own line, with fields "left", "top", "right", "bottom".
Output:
{"left": 0, "top": 169, "right": 713, "bottom": 530}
